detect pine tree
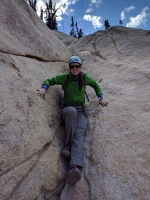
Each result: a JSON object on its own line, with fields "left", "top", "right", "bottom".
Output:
{"left": 70, "top": 16, "right": 77, "bottom": 38}
{"left": 119, "top": 20, "right": 123, "bottom": 26}
{"left": 70, "top": 17, "right": 83, "bottom": 39}
{"left": 44, "top": 0, "right": 58, "bottom": 30}
{"left": 75, "top": 22, "right": 78, "bottom": 35}
{"left": 40, "top": 7, "right": 43, "bottom": 20}
{"left": 104, "top": 19, "right": 111, "bottom": 30}
{"left": 27, "top": 0, "right": 37, "bottom": 12}
{"left": 78, "top": 29, "right": 83, "bottom": 39}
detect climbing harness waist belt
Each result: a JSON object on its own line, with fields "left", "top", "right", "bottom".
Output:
{"left": 63, "top": 103, "right": 83, "bottom": 108}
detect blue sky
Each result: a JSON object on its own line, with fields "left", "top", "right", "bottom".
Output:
{"left": 37, "top": 0, "right": 150, "bottom": 35}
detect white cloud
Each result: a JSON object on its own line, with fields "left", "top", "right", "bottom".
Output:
{"left": 120, "top": 5, "right": 135, "bottom": 21}
{"left": 85, "top": 7, "right": 93, "bottom": 13}
{"left": 126, "top": 7, "right": 150, "bottom": 28}
{"left": 55, "top": 0, "right": 78, "bottom": 4}
{"left": 83, "top": 15, "right": 103, "bottom": 29}
{"left": 91, "top": 0, "right": 102, "bottom": 6}
{"left": 56, "top": 0, "right": 74, "bottom": 17}
{"left": 125, "top": 5, "right": 135, "bottom": 13}
{"left": 120, "top": 11, "right": 125, "bottom": 20}
{"left": 85, "top": 0, "right": 102, "bottom": 15}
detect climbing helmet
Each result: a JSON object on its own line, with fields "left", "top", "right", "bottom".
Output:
{"left": 68, "top": 56, "right": 82, "bottom": 66}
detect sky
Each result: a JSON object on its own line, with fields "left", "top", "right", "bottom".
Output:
{"left": 37, "top": 0, "right": 150, "bottom": 35}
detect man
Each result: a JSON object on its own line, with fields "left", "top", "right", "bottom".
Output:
{"left": 37, "top": 56, "right": 108, "bottom": 185}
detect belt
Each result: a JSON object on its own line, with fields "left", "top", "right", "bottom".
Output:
{"left": 63, "top": 103, "right": 83, "bottom": 107}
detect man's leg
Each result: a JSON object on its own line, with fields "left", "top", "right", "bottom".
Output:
{"left": 70, "top": 111, "right": 88, "bottom": 167}
{"left": 61, "top": 107, "right": 77, "bottom": 157}
{"left": 66, "top": 111, "right": 88, "bottom": 184}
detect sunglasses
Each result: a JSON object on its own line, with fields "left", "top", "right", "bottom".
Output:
{"left": 69, "top": 65, "right": 81, "bottom": 69}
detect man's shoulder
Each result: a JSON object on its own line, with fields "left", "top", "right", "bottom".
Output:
{"left": 83, "top": 73, "right": 91, "bottom": 79}
{"left": 56, "top": 73, "right": 68, "bottom": 79}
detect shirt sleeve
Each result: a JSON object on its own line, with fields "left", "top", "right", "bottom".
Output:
{"left": 41, "top": 74, "right": 67, "bottom": 89}
{"left": 84, "top": 74, "right": 103, "bottom": 99}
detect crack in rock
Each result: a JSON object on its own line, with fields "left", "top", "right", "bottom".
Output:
{"left": 93, "top": 35, "right": 107, "bottom": 60}
{"left": 111, "top": 36, "right": 122, "bottom": 54}
{"left": 0, "top": 58, "right": 23, "bottom": 78}
{"left": 0, "top": 51, "right": 68, "bottom": 63}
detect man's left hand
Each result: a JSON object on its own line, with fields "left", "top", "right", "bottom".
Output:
{"left": 99, "top": 99, "right": 109, "bottom": 107}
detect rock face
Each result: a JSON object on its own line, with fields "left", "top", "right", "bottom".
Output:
{"left": 0, "top": 0, "right": 70, "bottom": 61}
{"left": 0, "top": 1, "right": 150, "bottom": 200}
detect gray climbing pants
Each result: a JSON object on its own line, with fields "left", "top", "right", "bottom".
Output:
{"left": 61, "top": 106, "right": 88, "bottom": 167}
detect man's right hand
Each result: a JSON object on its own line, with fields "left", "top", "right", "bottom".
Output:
{"left": 36, "top": 88, "right": 46, "bottom": 99}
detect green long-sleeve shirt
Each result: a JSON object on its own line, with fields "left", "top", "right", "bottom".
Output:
{"left": 42, "top": 72, "right": 102, "bottom": 104}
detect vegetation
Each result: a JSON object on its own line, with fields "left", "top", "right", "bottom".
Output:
{"left": 119, "top": 20, "right": 123, "bottom": 26}
{"left": 40, "top": 6, "right": 44, "bottom": 20}
{"left": 43, "top": 0, "right": 58, "bottom": 30}
{"left": 27, "top": 0, "right": 37, "bottom": 12}
{"left": 27, "top": 1, "right": 125, "bottom": 35}
{"left": 70, "top": 16, "right": 83, "bottom": 39}
{"left": 104, "top": 19, "right": 111, "bottom": 30}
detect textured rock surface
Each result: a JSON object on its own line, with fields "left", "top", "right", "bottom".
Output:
{"left": 0, "top": 0, "right": 70, "bottom": 61}
{"left": 0, "top": 0, "right": 150, "bottom": 200}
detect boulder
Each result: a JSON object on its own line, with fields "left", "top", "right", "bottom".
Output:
{"left": 0, "top": 0, "right": 70, "bottom": 61}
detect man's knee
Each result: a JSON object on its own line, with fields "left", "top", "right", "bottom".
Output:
{"left": 64, "top": 106, "right": 77, "bottom": 116}
{"left": 61, "top": 106, "right": 77, "bottom": 121}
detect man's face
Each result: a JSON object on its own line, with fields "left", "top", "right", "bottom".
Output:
{"left": 69, "top": 62, "right": 82, "bottom": 77}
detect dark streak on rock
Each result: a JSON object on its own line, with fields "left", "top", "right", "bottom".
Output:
{"left": 0, "top": 124, "right": 5, "bottom": 127}
{"left": 111, "top": 37, "right": 122, "bottom": 54}
{"left": 93, "top": 35, "right": 107, "bottom": 60}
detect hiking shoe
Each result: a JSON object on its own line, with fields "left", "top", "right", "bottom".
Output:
{"left": 66, "top": 164, "right": 81, "bottom": 185}
{"left": 61, "top": 144, "right": 71, "bottom": 157}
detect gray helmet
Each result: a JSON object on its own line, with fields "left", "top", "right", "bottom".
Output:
{"left": 68, "top": 56, "right": 82, "bottom": 65}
